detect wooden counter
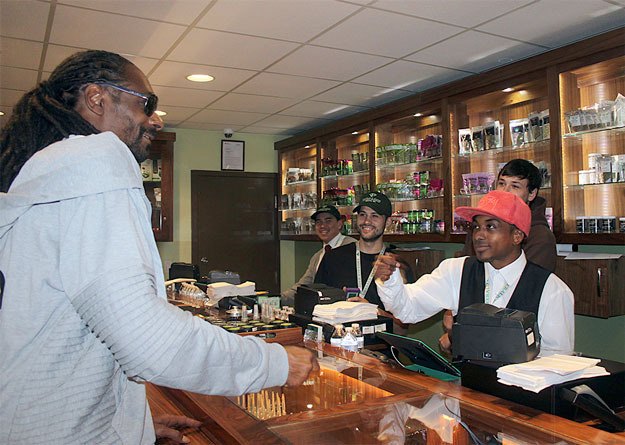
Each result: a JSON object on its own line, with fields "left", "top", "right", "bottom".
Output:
{"left": 147, "top": 341, "right": 625, "bottom": 444}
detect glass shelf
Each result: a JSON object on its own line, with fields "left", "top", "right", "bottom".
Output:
{"left": 563, "top": 124, "right": 625, "bottom": 139}
{"left": 284, "top": 179, "right": 316, "bottom": 187}
{"left": 376, "top": 156, "right": 443, "bottom": 170}
{"left": 452, "top": 140, "right": 551, "bottom": 159}
{"left": 320, "top": 170, "right": 369, "bottom": 180}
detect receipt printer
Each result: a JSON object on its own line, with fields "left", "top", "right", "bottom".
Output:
{"left": 452, "top": 303, "right": 539, "bottom": 365}
{"left": 294, "top": 284, "right": 346, "bottom": 317}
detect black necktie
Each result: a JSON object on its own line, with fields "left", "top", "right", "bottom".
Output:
{"left": 324, "top": 245, "right": 332, "bottom": 253}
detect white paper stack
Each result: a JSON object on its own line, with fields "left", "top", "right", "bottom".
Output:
{"left": 205, "top": 281, "right": 256, "bottom": 300}
{"left": 497, "top": 354, "right": 609, "bottom": 393}
{"left": 312, "top": 301, "right": 378, "bottom": 325}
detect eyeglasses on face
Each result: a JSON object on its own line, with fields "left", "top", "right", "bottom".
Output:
{"left": 95, "top": 81, "right": 159, "bottom": 116}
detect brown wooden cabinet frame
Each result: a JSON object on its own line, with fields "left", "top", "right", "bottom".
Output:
{"left": 276, "top": 28, "right": 625, "bottom": 245}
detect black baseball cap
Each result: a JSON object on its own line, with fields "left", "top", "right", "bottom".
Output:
{"left": 311, "top": 204, "right": 341, "bottom": 221}
{"left": 353, "top": 192, "right": 392, "bottom": 217}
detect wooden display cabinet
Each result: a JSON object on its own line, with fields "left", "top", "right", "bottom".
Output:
{"left": 278, "top": 144, "right": 318, "bottom": 239}
{"left": 319, "top": 128, "right": 370, "bottom": 234}
{"left": 374, "top": 109, "right": 446, "bottom": 242}
{"left": 555, "top": 255, "right": 625, "bottom": 318}
{"left": 449, "top": 76, "right": 553, "bottom": 241}
{"left": 558, "top": 54, "right": 625, "bottom": 244}
{"left": 144, "top": 131, "right": 175, "bottom": 242}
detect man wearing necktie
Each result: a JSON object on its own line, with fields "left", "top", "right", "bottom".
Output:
{"left": 281, "top": 205, "right": 356, "bottom": 306}
{"left": 374, "top": 190, "right": 574, "bottom": 357}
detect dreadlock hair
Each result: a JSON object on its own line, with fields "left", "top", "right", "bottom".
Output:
{"left": 0, "top": 50, "right": 133, "bottom": 192}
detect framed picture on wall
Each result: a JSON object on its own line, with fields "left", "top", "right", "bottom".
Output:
{"left": 221, "top": 140, "right": 245, "bottom": 171}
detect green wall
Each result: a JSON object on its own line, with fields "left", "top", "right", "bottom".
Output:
{"left": 156, "top": 128, "right": 280, "bottom": 274}
{"left": 157, "top": 128, "right": 624, "bottom": 363}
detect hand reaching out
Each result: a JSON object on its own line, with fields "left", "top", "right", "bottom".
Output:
{"left": 153, "top": 414, "right": 201, "bottom": 444}
{"left": 374, "top": 253, "right": 401, "bottom": 282}
{"left": 284, "top": 345, "right": 320, "bottom": 386}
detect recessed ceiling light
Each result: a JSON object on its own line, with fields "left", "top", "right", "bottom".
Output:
{"left": 186, "top": 74, "right": 214, "bottom": 82}
{"left": 155, "top": 110, "right": 167, "bottom": 117}
{"left": 305, "top": 145, "right": 310, "bottom": 148}
{"left": 352, "top": 131, "right": 359, "bottom": 135}
{"left": 414, "top": 113, "right": 423, "bottom": 117}
{"left": 502, "top": 87, "right": 514, "bottom": 93}
{"left": 0, "top": 111, "right": 4, "bottom": 116}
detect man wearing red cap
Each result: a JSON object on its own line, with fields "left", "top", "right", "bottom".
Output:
{"left": 374, "top": 190, "right": 574, "bottom": 357}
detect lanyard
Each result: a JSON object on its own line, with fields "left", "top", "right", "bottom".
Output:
{"left": 356, "top": 246, "right": 385, "bottom": 299}
{"left": 485, "top": 273, "right": 510, "bottom": 305}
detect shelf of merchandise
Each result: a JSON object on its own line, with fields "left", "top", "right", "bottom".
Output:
{"left": 448, "top": 76, "right": 553, "bottom": 243}
{"left": 558, "top": 54, "right": 625, "bottom": 244}
{"left": 278, "top": 143, "right": 318, "bottom": 238}
{"left": 374, "top": 110, "right": 446, "bottom": 241}
{"left": 144, "top": 131, "right": 175, "bottom": 242}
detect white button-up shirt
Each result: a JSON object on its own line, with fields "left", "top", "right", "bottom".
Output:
{"left": 376, "top": 251, "right": 574, "bottom": 356}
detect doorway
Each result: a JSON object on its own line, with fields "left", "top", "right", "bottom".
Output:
{"left": 191, "top": 170, "right": 280, "bottom": 293}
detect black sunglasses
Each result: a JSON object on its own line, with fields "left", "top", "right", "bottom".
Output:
{"left": 95, "top": 82, "right": 159, "bottom": 116}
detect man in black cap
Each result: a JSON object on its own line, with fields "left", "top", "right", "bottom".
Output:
{"left": 281, "top": 204, "right": 356, "bottom": 306}
{"left": 315, "top": 192, "right": 394, "bottom": 309}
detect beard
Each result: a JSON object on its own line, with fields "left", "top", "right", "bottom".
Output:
{"left": 357, "top": 223, "right": 384, "bottom": 242}
{"left": 127, "top": 126, "right": 156, "bottom": 163}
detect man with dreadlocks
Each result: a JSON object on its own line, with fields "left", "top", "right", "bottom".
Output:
{"left": 0, "top": 50, "right": 318, "bottom": 444}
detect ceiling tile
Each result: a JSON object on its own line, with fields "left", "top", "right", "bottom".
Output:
{"left": 311, "top": 82, "right": 413, "bottom": 107}
{"left": 311, "top": 7, "right": 462, "bottom": 57}
{"left": 149, "top": 60, "right": 257, "bottom": 91}
{"left": 208, "top": 93, "right": 299, "bottom": 114}
{"left": 268, "top": 45, "right": 392, "bottom": 81}
{"left": 254, "top": 114, "right": 332, "bottom": 129}
{"left": 186, "top": 109, "right": 269, "bottom": 126}
{"left": 153, "top": 85, "right": 224, "bottom": 108}
{"left": 168, "top": 28, "right": 299, "bottom": 70}
{"left": 58, "top": 0, "right": 208, "bottom": 24}
{"left": 373, "top": 0, "right": 532, "bottom": 28}
{"left": 42, "top": 44, "right": 159, "bottom": 74}
{"left": 196, "top": 0, "right": 360, "bottom": 42}
{"left": 157, "top": 105, "right": 201, "bottom": 124}
{"left": 234, "top": 73, "right": 340, "bottom": 99}
{"left": 0, "top": 88, "right": 28, "bottom": 107}
{"left": 477, "top": 0, "right": 625, "bottom": 47}
{"left": 0, "top": 66, "right": 39, "bottom": 91}
{"left": 0, "top": 38, "right": 43, "bottom": 70}
{"left": 406, "top": 30, "right": 545, "bottom": 73}
{"left": 280, "top": 100, "right": 370, "bottom": 119}
{"left": 239, "top": 126, "right": 292, "bottom": 136}
{"left": 0, "top": 0, "right": 50, "bottom": 40}
{"left": 352, "top": 60, "right": 468, "bottom": 91}
{"left": 49, "top": 4, "right": 187, "bottom": 59}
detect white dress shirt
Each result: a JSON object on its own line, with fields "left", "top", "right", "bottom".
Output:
{"left": 376, "top": 251, "right": 575, "bottom": 356}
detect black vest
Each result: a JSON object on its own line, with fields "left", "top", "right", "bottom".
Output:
{"left": 458, "top": 256, "right": 550, "bottom": 315}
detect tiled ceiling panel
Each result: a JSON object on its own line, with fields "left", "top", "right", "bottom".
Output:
{"left": 0, "top": 0, "right": 623, "bottom": 136}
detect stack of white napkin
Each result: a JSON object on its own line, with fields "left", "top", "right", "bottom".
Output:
{"left": 205, "top": 281, "right": 256, "bottom": 301}
{"left": 312, "top": 301, "right": 378, "bottom": 325}
{"left": 497, "top": 354, "right": 609, "bottom": 393}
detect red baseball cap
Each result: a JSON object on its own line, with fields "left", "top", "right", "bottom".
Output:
{"left": 456, "top": 190, "right": 531, "bottom": 236}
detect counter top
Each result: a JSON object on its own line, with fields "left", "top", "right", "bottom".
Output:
{"left": 147, "top": 341, "right": 625, "bottom": 444}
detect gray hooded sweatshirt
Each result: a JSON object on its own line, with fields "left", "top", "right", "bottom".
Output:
{"left": 0, "top": 132, "right": 288, "bottom": 444}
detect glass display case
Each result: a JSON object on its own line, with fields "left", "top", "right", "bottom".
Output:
{"left": 320, "top": 129, "right": 370, "bottom": 235}
{"left": 147, "top": 342, "right": 624, "bottom": 445}
{"left": 143, "top": 131, "right": 175, "bottom": 242}
{"left": 449, "top": 78, "right": 553, "bottom": 237}
{"left": 374, "top": 111, "right": 445, "bottom": 238}
{"left": 559, "top": 55, "right": 625, "bottom": 244}
{"left": 279, "top": 143, "right": 317, "bottom": 237}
